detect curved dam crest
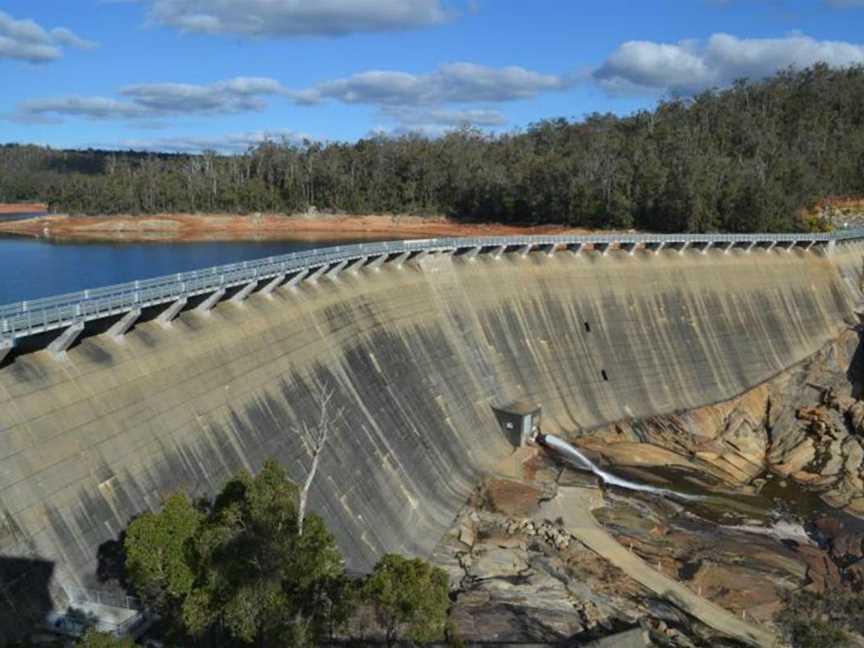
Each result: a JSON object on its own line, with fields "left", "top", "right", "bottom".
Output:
{"left": 0, "top": 240, "right": 862, "bottom": 634}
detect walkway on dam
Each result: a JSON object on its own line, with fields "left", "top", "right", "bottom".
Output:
{"left": 538, "top": 487, "right": 777, "bottom": 647}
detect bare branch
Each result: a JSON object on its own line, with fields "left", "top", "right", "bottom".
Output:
{"left": 296, "top": 385, "right": 342, "bottom": 535}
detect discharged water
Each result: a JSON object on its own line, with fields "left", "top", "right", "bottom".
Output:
{"left": 540, "top": 433, "right": 702, "bottom": 501}
{"left": 0, "top": 236, "right": 379, "bottom": 306}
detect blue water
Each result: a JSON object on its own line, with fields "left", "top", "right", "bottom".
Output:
{"left": 0, "top": 236, "right": 358, "bottom": 305}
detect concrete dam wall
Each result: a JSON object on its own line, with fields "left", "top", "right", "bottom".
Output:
{"left": 1, "top": 241, "right": 862, "bottom": 631}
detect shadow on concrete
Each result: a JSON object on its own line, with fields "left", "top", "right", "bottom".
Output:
{"left": 847, "top": 324, "right": 864, "bottom": 399}
{"left": 96, "top": 530, "right": 131, "bottom": 592}
{"left": 0, "top": 557, "right": 55, "bottom": 643}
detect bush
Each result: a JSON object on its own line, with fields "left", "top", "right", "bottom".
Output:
{"left": 361, "top": 554, "right": 450, "bottom": 647}
{"left": 76, "top": 629, "right": 136, "bottom": 648}
{"left": 775, "top": 588, "right": 863, "bottom": 647}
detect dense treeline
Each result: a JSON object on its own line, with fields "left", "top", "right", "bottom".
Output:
{"left": 3, "top": 64, "right": 864, "bottom": 232}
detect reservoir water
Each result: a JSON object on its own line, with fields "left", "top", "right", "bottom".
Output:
{"left": 0, "top": 235, "right": 363, "bottom": 306}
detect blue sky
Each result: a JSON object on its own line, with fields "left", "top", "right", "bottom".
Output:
{"left": 2, "top": 0, "right": 864, "bottom": 152}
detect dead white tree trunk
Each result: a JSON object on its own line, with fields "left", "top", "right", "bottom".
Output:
{"left": 296, "top": 386, "right": 341, "bottom": 536}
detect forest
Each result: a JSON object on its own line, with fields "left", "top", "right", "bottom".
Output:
{"left": 2, "top": 64, "right": 863, "bottom": 233}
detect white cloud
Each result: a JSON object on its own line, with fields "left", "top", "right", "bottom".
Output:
{"left": 11, "top": 62, "right": 565, "bottom": 133}
{"left": 144, "top": 0, "right": 448, "bottom": 37}
{"left": 0, "top": 10, "right": 96, "bottom": 63}
{"left": 293, "top": 63, "right": 572, "bottom": 106}
{"left": 289, "top": 63, "right": 567, "bottom": 133}
{"left": 111, "top": 129, "right": 310, "bottom": 153}
{"left": 381, "top": 106, "right": 506, "bottom": 130}
{"left": 11, "top": 77, "right": 289, "bottom": 123}
{"left": 381, "top": 107, "right": 507, "bottom": 129}
{"left": 594, "top": 33, "right": 864, "bottom": 95}
{"left": 13, "top": 97, "right": 148, "bottom": 124}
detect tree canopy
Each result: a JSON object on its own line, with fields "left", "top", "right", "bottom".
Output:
{"left": 124, "top": 460, "right": 349, "bottom": 646}
{"left": 3, "top": 65, "right": 864, "bottom": 233}
{"left": 361, "top": 554, "right": 450, "bottom": 646}
{"left": 75, "top": 629, "right": 136, "bottom": 648}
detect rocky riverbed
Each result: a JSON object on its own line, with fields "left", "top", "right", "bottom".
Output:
{"left": 433, "top": 327, "right": 864, "bottom": 646}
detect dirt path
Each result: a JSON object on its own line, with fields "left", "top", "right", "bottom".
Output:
{"left": 538, "top": 487, "right": 778, "bottom": 647}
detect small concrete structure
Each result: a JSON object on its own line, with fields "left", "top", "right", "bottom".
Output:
{"left": 366, "top": 254, "right": 387, "bottom": 270}
{"left": 494, "top": 402, "right": 542, "bottom": 447}
{"left": 48, "top": 322, "right": 85, "bottom": 357}
{"left": 325, "top": 259, "right": 349, "bottom": 279}
{"left": 195, "top": 288, "right": 226, "bottom": 314}
{"left": 107, "top": 308, "right": 141, "bottom": 341}
{"left": 463, "top": 246, "right": 481, "bottom": 260}
{"left": 409, "top": 250, "right": 429, "bottom": 265}
{"left": 346, "top": 257, "right": 368, "bottom": 274}
{"left": 261, "top": 274, "right": 285, "bottom": 297}
{"left": 287, "top": 268, "right": 310, "bottom": 288}
{"left": 157, "top": 297, "right": 187, "bottom": 327}
{"left": 392, "top": 251, "right": 411, "bottom": 267}
{"left": 308, "top": 264, "right": 329, "bottom": 282}
{"left": 594, "top": 242, "right": 611, "bottom": 256}
{"left": 0, "top": 337, "right": 14, "bottom": 364}
{"left": 230, "top": 280, "right": 258, "bottom": 304}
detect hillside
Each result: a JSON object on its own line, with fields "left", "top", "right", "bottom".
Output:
{"left": 2, "top": 64, "right": 864, "bottom": 233}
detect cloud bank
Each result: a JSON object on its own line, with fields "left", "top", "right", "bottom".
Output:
{"left": 0, "top": 10, "right": 96, "bottom": 62}
{"left": 11, "top": 62, "right": 567, "bottom": 131}
{"left": 594, "top": 33, "right": 864, "bottom": 95}
{"left": 291, "top": 63, "right": 572, "bottom": 106}
{"left": 13, "top": 77, "right": 289, "bottom": 124}
{"left": 144, "top": 0, "right": 448, "bottom": 37}
{"left": 113, "top": 129, "right": 309, "bottom": 153}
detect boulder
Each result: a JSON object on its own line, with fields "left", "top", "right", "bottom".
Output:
{"left": 468, "top": 547, "right": 529, "bottom": 580}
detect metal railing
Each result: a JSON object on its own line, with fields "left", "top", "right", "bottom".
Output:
{"left": 44, "top": 587, "right": 146, "bottom": 638}
{"left": 66, "top": 586, "right": 144, "bottom": 611}
{"left": 2, "top": 230, "right": 863, "bottom": 344}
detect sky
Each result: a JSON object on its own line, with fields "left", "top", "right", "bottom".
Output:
{"left": 2, "top": 0, "right": 864, "bottom": 153}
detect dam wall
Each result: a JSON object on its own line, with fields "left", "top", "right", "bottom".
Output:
{"left": 0, "top": 241, "right": 862, "bottom": 634}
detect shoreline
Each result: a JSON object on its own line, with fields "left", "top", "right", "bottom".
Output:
{"left": 0, "top": 213, "right": 586, "bottom": 243}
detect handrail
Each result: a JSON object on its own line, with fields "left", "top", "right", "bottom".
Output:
{"left": 1, "top": 230, "right": 863, "bottom": 344}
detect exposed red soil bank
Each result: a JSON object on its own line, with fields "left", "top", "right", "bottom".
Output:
{"left": 0, "top": 213, "right": 589, "bottom": 242}
{"left": 0, "top": 203, "right": 47, "bottom": 214}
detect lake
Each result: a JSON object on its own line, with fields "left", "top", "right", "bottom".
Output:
{"left": 0, "top": 236, "right": 371, "bottom": 305}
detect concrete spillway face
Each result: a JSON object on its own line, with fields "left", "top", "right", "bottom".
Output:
{"left": 0, "top": 242, "right": 861, "bottom": 641}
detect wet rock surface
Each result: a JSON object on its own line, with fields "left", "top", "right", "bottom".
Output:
{"left": 434, "top": 330, "right": 864, "bottom": 646}
{"left": 435, "top": 471, "right": 766, "bottom": 646}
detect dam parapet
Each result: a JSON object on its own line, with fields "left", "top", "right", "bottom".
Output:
{"left": 1, "top": 232, "right": 863, "bottom": 639}
{"left": 2, "top": 230, "right": 862, "bottom": 364}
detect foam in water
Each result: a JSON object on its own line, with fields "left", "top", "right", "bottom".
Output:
{"left": 539, "top": 433, "right": 701, "bottom": 501}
